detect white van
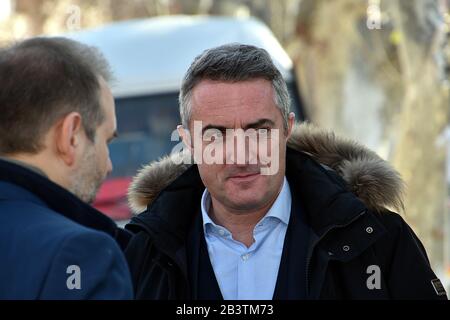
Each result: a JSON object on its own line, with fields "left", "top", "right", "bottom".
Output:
{"left": 65, "top": 15, "right": 305, "bottom": 220}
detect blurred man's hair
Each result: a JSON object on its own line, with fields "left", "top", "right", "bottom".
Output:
{"left": 0, "top": 37, "right": 112, "bottom": 154}
{"left": 179, "top": 43, "right": 291, "bottom": 129}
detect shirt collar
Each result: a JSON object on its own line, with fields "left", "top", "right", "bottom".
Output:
{"left": 264, "top": 177, "right": 291, "bottom": 225}
{"left": 200, "top": 188, "right": 214, "bottom": 233}
{"left": 201, "top": 177, "right": 292, "bottom": 233}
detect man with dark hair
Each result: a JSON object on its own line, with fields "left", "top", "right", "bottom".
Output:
{"left": 0, "top": 37, "right": 133, "bottom": 299}
{"left": 125, "top": 44, "right": 447, "bottom": 300}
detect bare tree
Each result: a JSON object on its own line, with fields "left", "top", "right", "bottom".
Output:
{"left": 291, "top": 0, "right": 449, "bottom": 269}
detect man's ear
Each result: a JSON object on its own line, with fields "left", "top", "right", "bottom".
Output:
{"left": 55, "top": 112, "right": 84, "bottom": 166}
{"left": 286, "top": 112, "right": 295, "bottom": 139}
{"left": 177, "top": 125, "right": 193, "bottom": 151}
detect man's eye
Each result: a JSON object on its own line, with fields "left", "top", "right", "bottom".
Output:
{"left": 257, "top": 128, "right": 271, "bottom": 134}
{"left": 204, "top": 131, "right": 223, "bottom": 140}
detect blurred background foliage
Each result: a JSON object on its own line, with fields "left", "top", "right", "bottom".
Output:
{"left": 1, "top": 0, "right": 450, "bottom": 273}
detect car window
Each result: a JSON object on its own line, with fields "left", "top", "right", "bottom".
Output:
{"left": 109, "top": 92, "right": 180, "bottom": 178}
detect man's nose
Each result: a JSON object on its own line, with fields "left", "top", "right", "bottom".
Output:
{"left": 224, "top": 131, "right": 258, "bottom": 165}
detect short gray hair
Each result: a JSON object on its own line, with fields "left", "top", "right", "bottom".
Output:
{"left": 179, "top": 43, "right": 291, "bottom": 129}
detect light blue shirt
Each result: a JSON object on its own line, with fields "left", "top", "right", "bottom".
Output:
{"left": 201, "top": 177, "right": 292, "bottom": 300}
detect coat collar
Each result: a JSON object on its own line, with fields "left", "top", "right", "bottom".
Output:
{"left": 0, "top": 158, "right": 131, "bottom": 249}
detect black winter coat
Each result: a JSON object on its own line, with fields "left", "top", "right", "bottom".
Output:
{"left": 124, "top": 124, "right": 447, "bottom": 300}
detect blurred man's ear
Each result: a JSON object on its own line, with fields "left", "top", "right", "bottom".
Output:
{"left": 286, "top": 112, "right": 295, "bottom": 138}
{"left": 177, "top": 125, "right": 193, "bottom": 152}
{"left": 55, "top": 112, "right": 84, "bottom": 166}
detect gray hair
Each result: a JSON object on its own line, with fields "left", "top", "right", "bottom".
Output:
{"left": 179, "top": 43, "right": 291, "bottom": 129}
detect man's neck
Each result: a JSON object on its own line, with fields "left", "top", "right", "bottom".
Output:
{"left": 0, "top": 156, "right": 48, "bottom": 178}
{"left": 0, "top": 154, "right": 68, "bottom": 192}
{"left": 208, "top": 196, "right": 278, "bottom": 248}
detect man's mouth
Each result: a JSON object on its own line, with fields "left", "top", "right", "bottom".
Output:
{"left": 228, "top": 172, "right": 260, "bottom": 183}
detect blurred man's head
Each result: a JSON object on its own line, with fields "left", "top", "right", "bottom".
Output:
{"left": 178, "top": 44, "right": 295, "bottom": 214}
{"left": 0, "top": 37, "right": 117, "bottom": 203}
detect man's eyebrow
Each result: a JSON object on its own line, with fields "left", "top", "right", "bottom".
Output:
{"left": 243, "top": 119, "right": 276, "bottom": 130}
{"left": 201, "top": 119, "right": 276, "bottom": 133}
{"left": 108, "top": 130, "right": 118, "bottom": 143}
{"left": 202, "top": 124, "right": 227, "bottom": 134}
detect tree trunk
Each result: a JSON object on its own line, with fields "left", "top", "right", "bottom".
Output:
{"left": 291, "top": 0, "right": 449, "bottom": 270}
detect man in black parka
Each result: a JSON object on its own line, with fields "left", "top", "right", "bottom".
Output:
{"left": 124, "top": 44, "right": 447, "bottom": 300}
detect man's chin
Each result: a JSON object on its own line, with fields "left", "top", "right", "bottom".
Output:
{"left": 224, "top": 194, "right": 268, "bottom": 212}
{"left": 86, "top": 196, "right": 96, "bottom": 205}
{"left": 72, "top": 185, "right": 101, "bottom": 205}
{"left": 76, "top": 193, "right": 96, "bottom": 205}
{"left": 86, "top": 186, "right": 102, "bottom": 205}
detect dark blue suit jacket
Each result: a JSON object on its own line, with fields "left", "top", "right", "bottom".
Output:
{"left": 0, "top": 159, "right": 133, "bottom": 299}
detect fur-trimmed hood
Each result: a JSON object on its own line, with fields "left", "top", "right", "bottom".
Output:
{"left": 128, "top": 123, "right": 405, "bottom": 214}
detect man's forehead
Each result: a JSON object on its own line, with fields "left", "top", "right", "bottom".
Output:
{"left": 191, "top": 109, "right": 281, "bottom": 131}
{"left": 192, "top": 78, "right": 273, "bottom": 100}
{"left": 97, "top": 76, "right": 117, "bottom": 131}
{"left": 191, "top": 79, "right": 276, "bottom": 114}
{"left": 188, "top": 79, "right": 282, "bottom": 129}
{"left": 99, "top": 76, "right": 114, "bottom": 101}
